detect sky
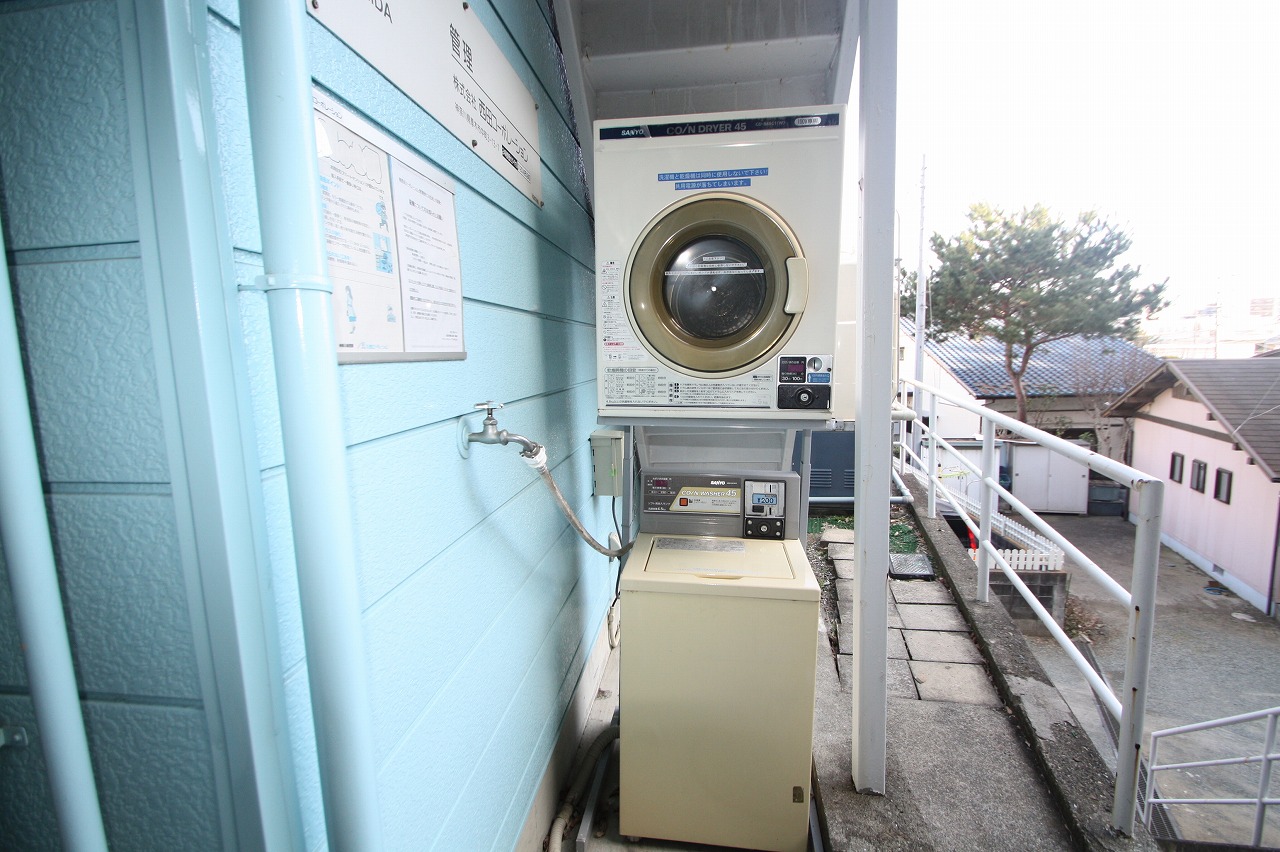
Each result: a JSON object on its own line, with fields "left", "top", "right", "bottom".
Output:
{"left": 894, "top": 1, "right": 1280, "bottom": 313}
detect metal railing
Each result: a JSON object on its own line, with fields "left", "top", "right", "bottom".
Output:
{"left": 1145, "top": 706, "right": 1280, "bottom": 847}
{"left": 897, "top": 379, "right": 1164, "bottom": 835}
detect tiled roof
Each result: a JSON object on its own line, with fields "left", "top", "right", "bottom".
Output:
{"left": 906, "top": 323, "right": 1163, "bottom": 400}
{"left": 1170, "top": 360, "right": 1280, "bottom": 481}
{"left": 1106, "top": 358, "right": 1280, "bottom": 481}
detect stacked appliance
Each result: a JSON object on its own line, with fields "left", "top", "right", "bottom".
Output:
{"left": 594, "top": 105, "right": 850, "bottom": 852}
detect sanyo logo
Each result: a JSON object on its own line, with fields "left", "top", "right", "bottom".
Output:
{"left": 709, "top": 480, "right": 728, "bottom": 486}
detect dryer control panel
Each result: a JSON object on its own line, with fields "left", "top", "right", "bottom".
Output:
{"left": 639, "top": 470, "right": 799, "bottom": 540}
{"left": 777, "top": 354, "right": 833, "bottom": 410}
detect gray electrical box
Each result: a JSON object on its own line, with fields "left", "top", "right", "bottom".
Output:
{"left": 590, "top": 429, "right": 626, "bottom": 497}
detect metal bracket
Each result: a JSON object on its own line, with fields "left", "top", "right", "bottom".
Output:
{"left": 241, "top": 274, "right": 334, "bottom": 294}
{"left": 0, "top": 726, "right": 30, "bottom": 749}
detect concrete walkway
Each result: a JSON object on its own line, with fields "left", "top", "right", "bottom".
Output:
{"left": 816, "top": 552, "right": 1076, "bottom": 852}
{"left": 1033, "top": 513, "right": 1280, "bottom": 847}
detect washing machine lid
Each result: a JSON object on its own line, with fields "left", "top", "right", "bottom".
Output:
{"left": 621, "top": 534, "right": 819, "bottom": 601}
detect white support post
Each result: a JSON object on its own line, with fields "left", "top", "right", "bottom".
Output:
{"left": 1114, "top": 477, "right": 1163, "bottom": 833}
{"left": 977, "top": 419, "right": 994, "bottom": 603}
{"left": 926, "top": 390, "right": 937, "bottom": 519}
{"left": 851, "top": 0, "right": 897, "bottom": 794}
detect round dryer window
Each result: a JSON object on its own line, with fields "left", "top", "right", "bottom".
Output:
{"left": 627, "top": 195, "right": 805, "bottom": 376}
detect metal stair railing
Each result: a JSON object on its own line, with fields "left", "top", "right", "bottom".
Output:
{"left": 897, "top": 378, "right": 1164, "bottom": 836}
{"left": 1145, "top": 706, "right": 1280, "bottom": 847}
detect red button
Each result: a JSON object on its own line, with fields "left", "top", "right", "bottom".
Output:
{"left": 679, "top": 498, "right": 689, "bottom": 506}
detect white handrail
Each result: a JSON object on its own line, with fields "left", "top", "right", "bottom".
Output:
{"left": 1145, "top": 705, "right": 1280, "bottom": 847}
{"left": 899, "top": 377, "right": 1163, "bottom": 835}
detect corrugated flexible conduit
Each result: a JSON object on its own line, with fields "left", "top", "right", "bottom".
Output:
{"left": 546, "top": 725, "right": 620, "bottom": 851}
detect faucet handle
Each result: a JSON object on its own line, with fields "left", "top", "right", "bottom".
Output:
{"left": 474, "top": 400, "right": 504, "bottom": 417}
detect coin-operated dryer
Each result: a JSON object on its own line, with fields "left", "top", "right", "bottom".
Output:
{"left": 594, "top": 106, "right": 855, "bottom": 423}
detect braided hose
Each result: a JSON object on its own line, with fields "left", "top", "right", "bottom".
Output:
{"left": 522, "top": 448, "right": 632, "bottom": 559}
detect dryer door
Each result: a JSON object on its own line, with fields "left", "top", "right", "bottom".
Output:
{"left": 626, "top": 195, "right": 807, "bottom": 376}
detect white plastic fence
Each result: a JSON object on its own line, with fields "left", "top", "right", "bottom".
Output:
{"left": 898, "top": 378, "right": 1164, "bottom": 836}
{"left": 969, "top": 548, "right": 1065, "bottom": 572}
{"left": 942, "top": 487, "right": 1064, "bottom": 561}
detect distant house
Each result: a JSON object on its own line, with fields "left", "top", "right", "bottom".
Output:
{"left": 900, "top": 325, "right": 1161, "bottom": 460}
{"left": 1105, "top": 358, "right": 1280, "bottom": 616}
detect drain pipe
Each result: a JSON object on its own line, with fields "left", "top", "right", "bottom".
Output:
{"left": 238, "top": 3, "right": 384, "bottom": 849}
{"left": 0, "top": 230, "right": 109, "bottom": 850}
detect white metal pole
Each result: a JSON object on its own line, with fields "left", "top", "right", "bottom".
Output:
{"left": 1253, "top": 713, "right": 1277, "bottom": 846}
{"left": 0, "top": 226, "right": 109, "bottom": 852}
{"left": 977, "top": 418, "right": 994, "bottom": 603}
{"left": 1113, "top": 477, "right": 1163, "bottom": 834}
{"left": 852, "top": 0, "right": 897, "bottom": 794}
{"left": 926, "top": 391, "right": 937, "bottom": 519}
{"left": 910, "top": 156, "right": 927, "bottom": 462}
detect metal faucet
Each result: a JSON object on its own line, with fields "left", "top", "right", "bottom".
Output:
{"left": 466, "top": 401, "right": 543, "bottom": 458}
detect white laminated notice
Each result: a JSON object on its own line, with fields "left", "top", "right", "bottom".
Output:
{"left": 599, "top": 260, "right": 644, "bottom": 360}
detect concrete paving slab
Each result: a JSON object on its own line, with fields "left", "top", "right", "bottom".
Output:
{"left": 827, "top": 541, "right": 857, "bottom": 560}
{"left": 821, "top": 527, "right": 856, "bottom": 544}
{"left": 888, "top": 627, "right": 908, "bottom": 660}
{"left": 832, "top": 557, "right": 856, "bottom": 580}
{"left": 903, "top": 629, "right": 984, "bottom": 664}
{"left": 890, "top": 578, "right": 953, "bottom": 604}
{"left": 897, "top": 602, "right": 968, "bottom": 632}
{"left": 888, "top": 656, "right": 918, "bottom": 699}
{"left": 908, "top": 660, "right": 1002, "bottom": 706}
{"left": 905, "top": 481, "right": 1160, "bottom": 852}
{"left": 814, "top": 664, "right": 1075, "bottom": 852}
{"left": 837, "top": 620, "right": 853, "bottom": 655}
{"left": 887, "top": 596, "right": 903, "bottom": 629}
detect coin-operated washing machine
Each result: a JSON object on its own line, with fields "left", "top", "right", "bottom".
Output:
{"left": 595, "top": 106, "right": 855, "bottom": 423}
{"left": 619, "top": 470, "right": 819, "bottom": 852}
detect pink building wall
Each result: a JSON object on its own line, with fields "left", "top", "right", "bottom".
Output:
{"left": 1130, "top": 392, "right": 1280, "bottom": 613}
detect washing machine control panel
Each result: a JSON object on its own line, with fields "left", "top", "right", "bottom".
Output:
{"left": 639, "top": 471, "right": 798, "bottom": 540}
{"left": 777, "top": 355, "right": 833, "bottom": 410}
{"left": 743, "top": 479, "right": 786, "bottom": 539}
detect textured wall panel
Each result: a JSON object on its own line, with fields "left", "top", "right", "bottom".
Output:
{"left": 12, "top": 259, "right": 169, "bottom": 483}
{"left": 206, "top": 15, "right": 261, "bottom": 253}
{"left": 0, "top": 694, "right": 60, "bottom": 851}
{"left": 49, "top": 494, "right": 201, "bottom": 700}
{"left": 0, "top": 695, "right": 224, "bottom": 851}
{"left": 84, "top": 701, "right": 222, "bottom": 851}
{"left": 0, "top": 550, "right": 29, "bottom": 688}
{"left": 282, "top": 664, "right": 326, "bottom": 852}
{"left": 0, "top": 1, "right": 137, "bottom": 250}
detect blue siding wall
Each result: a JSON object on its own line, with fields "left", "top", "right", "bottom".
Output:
{"left": 0, "top": 1, "right": 223, "bottom": 849}
{"left": 1, "top": 0, "right": 604, "bottom": 846}
{"left": 208, "top": 1, "right": 609, "bottom": 849}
